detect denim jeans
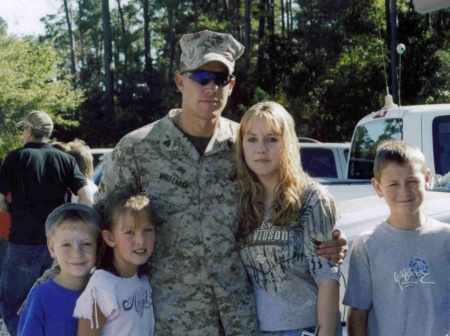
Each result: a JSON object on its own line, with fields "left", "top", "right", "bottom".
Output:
{"left": 0, "top": 238, "right": 7, "bottom": 280}
{"left": 0, "top": 243, "right": 53, "bottom": 336}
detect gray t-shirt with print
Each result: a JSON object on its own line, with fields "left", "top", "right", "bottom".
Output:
{"left": 343, "top": 219, "right": 450, "bottom": 336}
{"left": 239, "top": 181, "right": 341, "bottom": 332}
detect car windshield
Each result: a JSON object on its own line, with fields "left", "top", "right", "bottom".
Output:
{"left": 347, "top": 118, "right": 403, "bottom": 179}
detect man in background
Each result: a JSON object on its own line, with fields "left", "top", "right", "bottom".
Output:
{"left": 0, "top": 111, "right": 93, "bottom": 336}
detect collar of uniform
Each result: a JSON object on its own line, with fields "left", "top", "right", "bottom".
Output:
{"left": 23, "top": 142, "right": 52, "bottom": 149}
{"left": 160, "top": 109, "right": 236, "bottom": 156}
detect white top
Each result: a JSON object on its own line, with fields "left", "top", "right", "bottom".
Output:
{"left": 74, "top": 269, "right": 154, "bottom": 336}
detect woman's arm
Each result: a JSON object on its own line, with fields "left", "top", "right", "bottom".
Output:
{"left": 347, "top": 307, "right": 369, "bottom": 336}
{"left": 77, "top": 303, "right": 107, "bottom": 336}
{"left": 316, "top": 279, "right": 339, "bottom": 336}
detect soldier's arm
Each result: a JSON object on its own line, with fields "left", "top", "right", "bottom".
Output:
{"left": 316, "top": 228, "right": 348, "bottom": 265}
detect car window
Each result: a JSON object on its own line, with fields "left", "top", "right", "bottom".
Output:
{"left": 300, "top": 148, "right": 338, "bottom": 178}
{"left": 433, "top": 116, "right": 450, "bottom": 176}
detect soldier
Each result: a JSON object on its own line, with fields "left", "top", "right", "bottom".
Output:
{"left": 106, "top": 30, "right": 348, "bottom": 335}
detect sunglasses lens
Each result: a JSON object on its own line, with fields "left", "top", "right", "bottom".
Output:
{"left": 189, "top": 71, "right": 231, "bottom": 88}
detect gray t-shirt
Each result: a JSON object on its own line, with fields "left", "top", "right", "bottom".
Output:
{"left": 343, "top": 219, "right": 450, "bottom": 336}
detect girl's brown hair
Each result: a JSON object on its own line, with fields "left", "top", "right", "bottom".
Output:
{"left": 96, "top": 191, "right": 154, "bottom": 277}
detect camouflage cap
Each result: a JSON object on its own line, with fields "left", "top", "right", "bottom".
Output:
{"left": 16, "top": 111, "right": 53, "bottom": 132}
{"left": 179, "top": 30, "right": 245, "bottom": 74}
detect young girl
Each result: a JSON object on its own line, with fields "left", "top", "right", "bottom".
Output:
{"left": 74, "top": 192, "right": 155, "bottom": 336}
{"left": 235, "top": 101, "right": 341, "bottom": 336}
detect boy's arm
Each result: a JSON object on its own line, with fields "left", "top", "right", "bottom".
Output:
{"left": 317, "top": 279, "right": 340, "bottom": 336}
{"left": 18, "top": 312, "right": 45, "bottom": 336}
{"left": 77, "top": 303, "right": 107, "bottom": 336}
{"left": 17, "top": 293, "right": 45, "bottom": 336}
{"left": 347, "top": 307, "right": 369, "bottom": 336}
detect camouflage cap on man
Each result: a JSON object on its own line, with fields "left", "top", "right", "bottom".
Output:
{"left": 179, "top": 30, "right": 245, "bottom": 74}
{"left": 16, "top": 111, "right": 54, "bottom": 132}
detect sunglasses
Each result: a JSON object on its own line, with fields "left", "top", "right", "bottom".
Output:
{"left": 180, "top": 70, "right": 235, "bottom": 88}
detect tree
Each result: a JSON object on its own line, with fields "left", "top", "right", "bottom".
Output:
{"left": 6, "top": 0, "right": 447, "bottom": 151}
{"left": 63, "top": 0, "right": 77, "bottom": 75}
{"left": 0, "top": 34, "right": 84, "bottom": 162}
{"left": 102, "top": 0, "right": 115, "bottom": 139}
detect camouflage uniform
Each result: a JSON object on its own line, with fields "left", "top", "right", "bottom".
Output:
{"left": 98, "top": 109, "right": 258, "bottom": 335}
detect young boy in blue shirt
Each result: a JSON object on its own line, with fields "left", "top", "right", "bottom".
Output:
{"left": 344, "top": 140, "right": 450, "bottom": 336}
{"left": 18, "top": 203, "right": 100, "bottom": 336}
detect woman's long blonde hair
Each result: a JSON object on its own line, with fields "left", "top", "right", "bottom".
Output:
{"left": 236, "top": 101, "right": 310, "bottom": 240}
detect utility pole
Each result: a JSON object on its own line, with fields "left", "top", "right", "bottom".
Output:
{"left": 390, "top": 0, "right": 398, "bottom": 103}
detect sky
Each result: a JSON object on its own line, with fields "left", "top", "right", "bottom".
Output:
{"left": 0, "top": 0, "right": 59, "bottom": 36}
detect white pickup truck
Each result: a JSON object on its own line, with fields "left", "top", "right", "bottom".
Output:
{"left": 325, "top": 102, "right": 450, "bottom": 328}
{"left": 327, "top": 102, "right": 450, "bottom": 201}
{"left": 300, "top": 142, "right": 350, "bottom": 179}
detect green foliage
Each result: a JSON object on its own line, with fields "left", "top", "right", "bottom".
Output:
{"left": 2, "top": 0, "right": 450, "bottom": 155}
{"left": 0, "top": 34, "right": 84, "bottom": 162}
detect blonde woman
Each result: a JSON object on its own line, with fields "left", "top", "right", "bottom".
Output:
{"left": 236, "top": 101, "right": 341, "bottom": 336}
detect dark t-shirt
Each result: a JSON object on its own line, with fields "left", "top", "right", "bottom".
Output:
{"left": 179, "top": 130, "right": 212, "bottom": 156}
{"left": 0, "top": 142, "right": 87, "bottom": 244}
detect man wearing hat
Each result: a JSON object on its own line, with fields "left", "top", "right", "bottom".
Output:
{"left": 95, "top": 30, "right": 347, "bottom": 335}
{"left": 0, "top": 111, "right": 93, "bottom": 336}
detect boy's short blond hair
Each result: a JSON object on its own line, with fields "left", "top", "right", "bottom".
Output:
{"left": 373, "top": 140, "right": 427, "bottom": 180}
{"left": 46, "top": 203, "right": 101, "bottom": 241}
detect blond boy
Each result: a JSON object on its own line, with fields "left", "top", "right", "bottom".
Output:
{"left": 344, "top": 140, "right": 450, "bottom": 336}
{"left": 17, "top": 204, "right": 100, "bottom": 336}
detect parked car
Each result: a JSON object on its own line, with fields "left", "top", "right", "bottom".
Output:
{"left": 298, "top": 136, "right": 321, "bottom": 143}
{"left": 90, "top": 148, "right": 113, "bottom": 169}
{"left": 92, "top": 161, "right": 103, "bottom": 185}
{"left": 300, "top": 142, "right": 350, "bottom": 179}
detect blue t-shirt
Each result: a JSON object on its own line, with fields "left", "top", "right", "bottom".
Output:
{"left": 18, "top": 279, "right": 83, "bottom": 336}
